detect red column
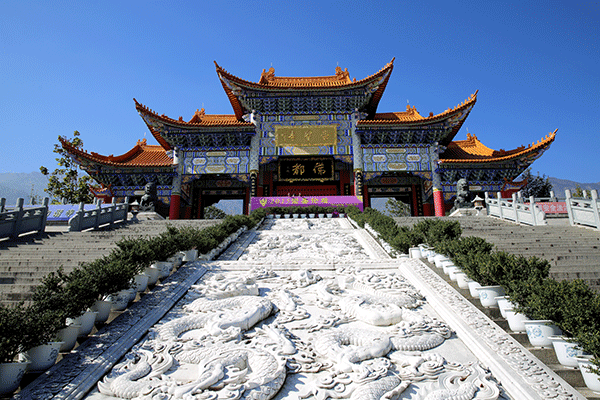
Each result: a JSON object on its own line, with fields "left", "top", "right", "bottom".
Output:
{"left": 169, "top": 194, "right": 180, "bottom": 220}
{"left": 429, "top": 144, "right": 445, "bottom": 217}
{"left": 169, "top": 149, "right": 182, "bottom": 220}
{"left": 433, "top": 189, "right": 444, "bottom": 217}
{"left": 411, "top": 184, "right": 418, "bottom": 217}
{"left": 244, "top": 187, "right": 250, "bottom": 215}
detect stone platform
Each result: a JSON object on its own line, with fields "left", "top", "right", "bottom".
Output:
{"left": 12, "top": 218, "right": 588, "bottom": 399}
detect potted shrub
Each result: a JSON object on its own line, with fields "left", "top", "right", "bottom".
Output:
{"left": 0, "top": 304, "right": 33, "bottom": 395}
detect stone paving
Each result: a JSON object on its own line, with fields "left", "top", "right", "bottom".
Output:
{"left": 11, "top": 217, "right": 589, "bottom": 399}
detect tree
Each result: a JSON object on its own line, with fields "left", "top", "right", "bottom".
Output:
{"left": 204, "top": 205, "right": 227, "bottom": 219}
{"left": 574, "top": 184, "right": 585, "bottom": 198}
{"left": 384, "top": 198, "right": 411, "bottom": 217}
{"left": 40, "top": 131, "right": 94, "bottom": 204}
{"left": 519, "top": 168, "right": 552, "bottom": 199}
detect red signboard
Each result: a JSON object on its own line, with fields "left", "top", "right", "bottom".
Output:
{"left": 536, "top": 202, "right": 567, "bottom": 214}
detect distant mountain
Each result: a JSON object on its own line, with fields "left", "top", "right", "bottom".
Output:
{"left": 548, "top": 177, "right": 600, "bottom": 196}
{"left": 0, "top": 172, "right": 48, "bottom": 205}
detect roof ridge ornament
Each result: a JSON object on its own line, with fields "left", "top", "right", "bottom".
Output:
{"left": 335, "top": 66, "right": 349, "bottom": 81}
{"left": 260, "top": 66, "right": 275, "bottom": 84}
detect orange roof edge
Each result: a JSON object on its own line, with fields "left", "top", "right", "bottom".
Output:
{"left": 60, "top": 135, "right": 173, "bottom": 168}
{"left": 441, "top": 129, "right": 557, "bottom": 163}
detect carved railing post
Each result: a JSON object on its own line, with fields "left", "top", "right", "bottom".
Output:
{"left": 512, "top": 193, "right": 519, "bottom": 224}
{"left": 564, "top": 190, "right": 574, "bottom": 226}
{"left": 109, "top": 198, "right": 117, "bottom": 228}
{"left": 69, "top": 202, "right": 84, "bottom": 232}
{"left": 496, "top": 192, "right": 503, "bottom": 220}
{"left": 124, "top": 197, "right": 130, "bottom": 222}
{"left": 10, "top": 198, "right": 25, "bottom": 239}
{"left": 39, "top": 197, "right": 50, "bottom": 233}
{"left": 591, "top": 190, "right": 600, "bottom": 229}
{"left": 529, "top": 195, "right": 538, "bottom": 225}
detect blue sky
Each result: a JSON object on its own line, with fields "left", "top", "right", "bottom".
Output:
{"left": 1, "top": 1, "right": 599, "bottom": 182}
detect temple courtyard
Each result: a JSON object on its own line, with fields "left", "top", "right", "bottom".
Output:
{"left": 9, "top": 216, "right": 593, "bottom": 399}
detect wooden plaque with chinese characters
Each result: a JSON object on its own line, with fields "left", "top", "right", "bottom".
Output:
{"left": 278, "top": 157, "right": 334, "bottom": 182}
{"left": 275, "top": 125, "right": 337, "bottom": 147}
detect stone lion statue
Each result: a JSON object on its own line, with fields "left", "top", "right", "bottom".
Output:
{"left": 139, "top": 182, "right": 158, "bottom": 212}
{"left": 454, "top": 178, "right": 472, "bottom": 209}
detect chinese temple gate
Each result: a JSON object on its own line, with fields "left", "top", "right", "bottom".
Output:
{"left": 61, "top": 59, "right": 556, "bottom": 218}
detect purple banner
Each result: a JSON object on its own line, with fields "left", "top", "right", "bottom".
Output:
{"left": 251, "top": 196, "right": 363, "bottom": 211}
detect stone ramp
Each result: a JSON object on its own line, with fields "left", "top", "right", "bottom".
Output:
{"left": 0, "top": 219, "right": 221, "bottom": 306}
{"left": 11, "top": 218, "right": 588, "bottom": 400}
{"left": 394, "top": 215, "right": 600, "bottom": 292}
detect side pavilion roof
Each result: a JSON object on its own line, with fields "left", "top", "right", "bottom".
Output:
{"left": 134, "top": 100, "right": 255, "bottom": 151}
{"left": 59, "top": 137, "right": 174, "bottom": 168}
{"left": 440, "top": 130, "right": 557, "bottom": 164}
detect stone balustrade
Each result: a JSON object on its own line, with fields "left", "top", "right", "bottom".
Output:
{"left": 485, "top": 192, "right": 547, "bottom": 226}
{"left": 68, "top": 198, "right": 129, "bottom": 232}
{"left": 486, "top": 189, "right": 600, "bottom": 230}
{"left": 0, "top": 197, "right": 50, "bottom": 239}
{"left": 565, "top": 189, "right": 600, "bottom": 230}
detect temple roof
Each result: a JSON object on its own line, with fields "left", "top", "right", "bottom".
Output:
{"left": 135, "top": 100, "right": 252, "bottom": 127}
{"left": 439, "top": 130, "right": 557, "bottom": 164}
{"left": 217, "top": 60, "right": 393, "bottom": 90}
{"left": 215, "top": 60, "right": 395, "bottom": 118}
{"left": 59, "top": 137, "right": 174, "bottom": 168}
{"left": 134, "top": 99, "right": 255, "bottom": 150}
{"left": 358, "top": 91, "right": 477, "bottom": 125}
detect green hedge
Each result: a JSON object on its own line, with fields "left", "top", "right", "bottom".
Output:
{"left": 352, "top": 210, "right": 600, "bottom": 375}
{"left": 0, "top": 210, "right": 265, "bottom": 363}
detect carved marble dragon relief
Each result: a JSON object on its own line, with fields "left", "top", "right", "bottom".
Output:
{"left": 88, "top": 219, "right": 507, "bottom": 400}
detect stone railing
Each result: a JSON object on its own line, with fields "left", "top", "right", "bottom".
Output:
{"left": 68, "top": 198, "right": 129, "bottom": 232}
{"left": 565, "top": 189, "right": 600, "bottom": 230}
{"left": 0, "top": 197, "right": 50, "bottom": 239}
{"left": 484, "top": 192, "right": 547, "bottom": 226}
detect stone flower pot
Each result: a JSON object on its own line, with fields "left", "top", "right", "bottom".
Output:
{"left": 21, "top": 341, "right": 63, "bottom": 372}
{"left": 476, "top": 285, "right": 505, "bottom": 308}
{"left": 409, "top": 247, "right": 422, "bottom": 259}
{"left": 0, "top": 361, "right": 30, "bottom": 395}
{"left": 576, "top": 356, "right": 600, "bottom": 394}
{"left": 495, "top": 296, "right": 515, "bottom": 319}
{"left": 108, "top": 290, "right": 131, "bottom": 311}
{"left": 467, "top": 280, "right": 482, "bottom": 299}
{"left": 143, "top": 266, "right": 160, "bottom": 286}
{"left": 181, "top": 249, "right": 198, "bottom": 262}
{"left": 433, "top": 254, "right": 449, "bottom": 268}
{"left": 91, "top": 299, "right": 112, "bottom": 324}
{"left": 133, "top": 273, "right": 149, "bottom": 292}
{"left": 152, "top": 261, "right": 173, "bottom": 279}
{"left": 505, "top": 308, "right": 530, "bottom": 332}
{"left": 441, "top": 260, "right": 455, "bottom": 274}
{"left": 455, "top": 272, "right": 471, "bottom": 289}
{"left": 524, "top": 320, "right": 562, "bottom": 348}
{"left": 71, "top": 310, "right": 98, "bottom": 337}
{"left": 58, "top": 324, "right": 81, "bottom": 352}
{"left": 549, "top": 336, "right": 586, "bottom": 368}
{"left": 447, "top": 266, "right": 462, "bottom": 281}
